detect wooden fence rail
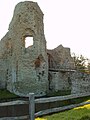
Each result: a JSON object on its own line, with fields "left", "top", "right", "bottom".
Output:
{"left": 35, "top": 92, "right": 90, "bottom": 103}
{"left": 0, "top": 92, "right": 90, "bottom": 120}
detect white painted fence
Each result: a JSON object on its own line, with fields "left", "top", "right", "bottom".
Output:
{"left": 0, "top": 92, "right": 90, "bottom": 120}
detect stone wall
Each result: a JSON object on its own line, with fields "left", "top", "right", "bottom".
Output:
{"left": 0, "top": 1, "right": 90, "bottom": 97}
{"left": 0, "top": 59, "right": 7, "bottom": 89}
{"left": 49, "top": 71, "right": 71, "bottom": 92}
{"left": 47, "top": 45, "right": 75, "bottom": 69}
{"left": 0, "top": 1, "right": 48, "bottom": 97}
{"left": 71, "top": 71, "right": 90, "bottom": 94}
{"left": 48, "top": 70, "right": 90, "bottom": 94}
{"left": 47, "top": 45, "right": 75, "bottom": 93}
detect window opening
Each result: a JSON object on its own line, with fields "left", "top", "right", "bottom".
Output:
{"left": 25, "top": 36, "right": 33, "bottom": 48}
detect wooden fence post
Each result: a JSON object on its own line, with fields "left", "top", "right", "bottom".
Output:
{"left": 29, "top": 93, "right": 35, "bottom": 120}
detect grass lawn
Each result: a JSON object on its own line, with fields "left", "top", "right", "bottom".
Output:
{"left": 0, "top": 89, "right": 18, "bottom": 100}
{"left": 35, "top": 100, "right": 90, "bottom": 120}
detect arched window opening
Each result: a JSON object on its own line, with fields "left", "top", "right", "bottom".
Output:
{"left": 25, "top": 36, "right": 33, "bottom": 48}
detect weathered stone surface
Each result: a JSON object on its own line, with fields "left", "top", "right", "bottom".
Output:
{"left": 48, "top": 71, "right": 71, "bottom": 92}
{"left": 47, "top": 45, "right": 75, "bottom": 93}
{"left": 71, "top": 71, "right": 90, "bottom": 94}
{"left": 47, "top": 45, "right": 75, "bottom": 69}
{"left": 0, "top": 1, "right": 90, "bottom": 97}
{"left": 0, "top": 1, "right": 48, "bottom": 97}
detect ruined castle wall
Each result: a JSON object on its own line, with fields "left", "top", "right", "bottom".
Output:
{"left": 1, "top": 1, "right": 90, "bottom": 97}
{"left": 0, "top": 33, "right": 11, "bottom": 89}
{"left": 7, "top": 2, "right": 48, "bottom": 96}
{"left": 47, "top": 45, "right": 75, "bottom": 93}
{"left": 47, "top": 45, "right": 75, "bottom": 69}
{"left": 49, "top": 71, "right": 71, "bottom": 92}
{"left": 71, "top": 71, "right": 90, "bottom": 94}
{"left": 0, "top": 1, "right": 48, "bottom": 97}
{"left": 0, "top": 59, "right": 7, "bottom": 89}
{"left": 49, "top": 70, "right": 90, "bottom": 94}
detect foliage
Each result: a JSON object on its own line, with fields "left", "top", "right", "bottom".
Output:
{"left": 72, "top": 53, "right": 87, "bottom": 69}
{"left": 72, "top": 53, "right": 88, "bottom": 72}
{"left": 86, "top": 60, "right": 90, "bottom": 74}
{"left": 72, "top": 53, "right": 90, "bottom": 73}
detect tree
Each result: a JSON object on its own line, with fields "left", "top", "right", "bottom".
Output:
{"left": 86, "top": 59, "right": 90, "bottom": 73}
{"left": 72, "top": 53, "right": 88, "bottom": 71}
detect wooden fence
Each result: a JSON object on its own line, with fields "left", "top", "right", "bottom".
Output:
{"left": 0, "top": 92, "right": 90, "bottom": 120}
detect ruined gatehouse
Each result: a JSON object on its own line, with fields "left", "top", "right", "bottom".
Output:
{"left": 0, "top": 1, "right": 90, "bottom": 97}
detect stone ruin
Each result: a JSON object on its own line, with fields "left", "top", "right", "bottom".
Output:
{"left": 0, "top": 1, "right": 90, "bottom": 97}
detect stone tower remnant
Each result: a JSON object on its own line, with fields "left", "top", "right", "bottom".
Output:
{"left": 0, "top": 1, "right": 48, "bottom": 96}
{"left": 0, "top": 1, "right": 89, "bottom": 96}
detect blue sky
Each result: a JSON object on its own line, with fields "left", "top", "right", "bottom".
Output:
{"left": 0, "top": 0, "right": 90, "bottom": 58}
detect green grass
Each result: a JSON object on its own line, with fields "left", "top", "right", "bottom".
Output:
{"left": 36, "top": 101, "right": 90, "bottom": 120}
{"left": 0, "top": 89, "right": 18, "bottom": 101}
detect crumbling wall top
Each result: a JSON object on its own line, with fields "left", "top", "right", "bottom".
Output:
{"left": 9, "top": 1, "right": 43, "bottom": 30}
